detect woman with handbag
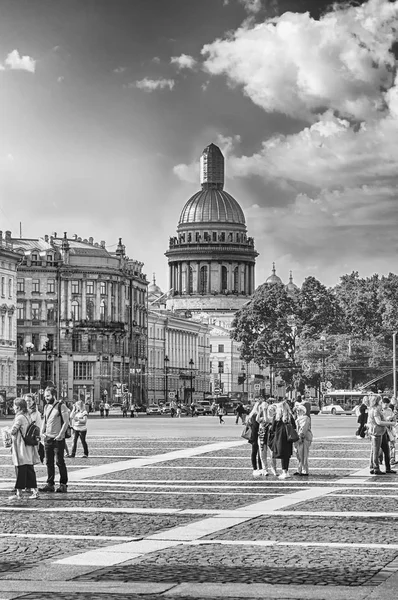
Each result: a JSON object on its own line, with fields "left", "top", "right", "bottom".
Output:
{"left": 9, "top": 397, "right": 40, "bottom": 501}
{"left": 69, "top": 399, "right": 89, "bottom": 458}
{"left": 271, "top": 399, "right": 297, "bottom": 479}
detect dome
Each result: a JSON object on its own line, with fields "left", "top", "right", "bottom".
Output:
{"left": 179, "top": 189, "right": 246, "bottom": 226}
{"left": 286, "top": 271, "right": 299, "bottom": 295}
{"left": 266, "top": 262, "right": 282, "bottom": 285}
{"left": 148, "top": 274, "right": 163, "bottom": 299}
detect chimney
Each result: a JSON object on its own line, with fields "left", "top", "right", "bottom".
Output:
{"left": 89, "top": 237, "right": 93, "bottom": 245}
{"left": 73, "top": 234, "right": 78, "bottom": 240}
{"left": 52, "top": 232, "right": 57, "bottom": 238}
{"left": 44, "top": 235, "right": 49, "bottom": 243}
{"left": 77, "top": 237, "right": 82, "bottom": 242}
{"left": 100, "top": 240, "right": 106, "bottom": 248}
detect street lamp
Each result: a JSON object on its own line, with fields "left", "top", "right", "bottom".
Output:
{"left": 189, "top": 358, "right": 194, "bottom": 403}
{"left": 393, "top": 333, "right": 397, "bottom": 399}
{"left": 164, "top": 355, "right": 169, "bottom": 404}
{"left": 42, "top": 337, "right": 50, "bottom": 387}
{"left": 241, "top": 363, "right": 246, "bottom": 400}
{"left": 25, "top": 342, "right": 34, "bottom": 393}
{"left": 320, "top": 335, "right": 326, "bottom": 402}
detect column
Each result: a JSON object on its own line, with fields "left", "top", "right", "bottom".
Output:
{"left": 95, "top": 280, "right": 101, "bottom": 320}
{"left": 208, "top": 262, "right": 211, "bottom": 293}
{"left": 196, "top": 262, "right": 200, "bottom": 293}
{"left": 169, "top": 265, "right": 173, "bottom": 291}
{"left": 81, "top": 279, "right": 87, "bottom": 320}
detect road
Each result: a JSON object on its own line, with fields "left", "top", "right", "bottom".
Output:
{"left": 0, "top": 414, "right": 397, "bottom": 600}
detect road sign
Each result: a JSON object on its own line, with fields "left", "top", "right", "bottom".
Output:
{"left": 168, "top": 391, "right": 176, "bottom": 399}
{"left": 326, "top": 381, "right": 332, "bottom": 389}
{"left": 265, "top": 383, "right": 271, "bottom": 392}
{"left": 254, "top": 383, "right": 261, "bottom": 391}
{"left": 214, "top": 387, "right": 221, "bottom": 394}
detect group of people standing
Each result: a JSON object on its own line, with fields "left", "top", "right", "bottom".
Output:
{"left": 246, "top": 396, "right": 313, "bottom": 479}
{"left": 5, "top": 388, "right": 90, "bottom": 501}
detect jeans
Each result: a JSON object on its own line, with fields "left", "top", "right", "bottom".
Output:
{"left": 251, "top": 438, "right": 262, "bottom": 470}
{"left": 370, "top": 434, "right": 383, "bottom": 470}
{"left": 44, "top": 437, "right": 68, "bottom": 486}
{"left": 381, "top": 432, "right": 391, "bottom": 471}
{"left": 236, "top": 414, "right": 245, "bottom": 424}
{"left": 70, "top": 429, "right": 89, "bottom": 457}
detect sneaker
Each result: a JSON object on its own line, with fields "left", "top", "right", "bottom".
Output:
{"left": 293, "top": 472, "right": 303, "bottom": 476}
{"left": 39, "top": 484, "right": 55, "bottom": 493}
{"left": 55, "top": 483, "right": 68, "bottom": 494}
{"left": 278, "top": 472, "right": 287, "bottom": 480}
{"left": 270, "top": 467, "right": 277, "bottom": 476}
{"left": 252, "top": 470, "right": 261, "bottom": 478}
{"left": 28, "top": 491, "right": 39, "bottom": 499}
{"left": 301, "top": 473, "right": 309, "bottom": 477}
{"left": 373, "top": 470, "right": 385, "bottom": 475}
{"left": 8, "top": 494, "right": 22, "bottom": 501}
{"left": 370, "top": 469, "right": 375, "bottom": 474}
{"left": 356, "top": 435, "right": 362, "bottom": 439}
{"left": 386, "top": 469, "right": 397, "bottom": 474}
{"left": 260, "top": 470, "right": 269, "bottom": 477}
{"left": 55, "top": 484, "right": 68, "bottom": 493}
{"left": 80, "top": 455, "right": 88, "bottom": 459}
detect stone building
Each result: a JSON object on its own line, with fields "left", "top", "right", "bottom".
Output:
{"left": 0, "top": 231, "right": 20, "bottom": 408}
{"left": 147, "top": 277, "right": 210, "bottom": 404}
{"left": 13, "top": 233, "right": 147, "bottom": 406}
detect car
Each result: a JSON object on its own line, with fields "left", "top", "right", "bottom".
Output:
{"left": 197, "top": 401, "right": 212, "bottom": 415}
{"left": 310, "top": 401, "right": 320, "bottom": 415}
{"left": 321, "top": 403, "right": 346, "bottom": 415}
{"left": 188, "top": 404, "right": 205, "bottom": 416}
{"left": 111, "top": 402, "right": 122, "bottom": 409}
{"left": 146, "top": 404, "right": 161, "bottom": 415}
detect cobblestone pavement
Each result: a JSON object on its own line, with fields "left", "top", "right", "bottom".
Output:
{"left": 0, "top": 431, "right": 398, "bottom": 599}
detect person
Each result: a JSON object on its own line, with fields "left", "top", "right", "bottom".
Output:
{"left": 69, "top": 399, "right": 89, "bottom": 459}
{"left": 211, "top": 401, "right": 217, "bottom": 416}
{"left": 271, "top": 399, "right": 296, "bottom": 479}
{"left": 104, "top": 401, "right": 110, "bottom": 417}
{"left": 190, "top": 402, "right": 196, "bottom": 417}
{"left": 247, "top": 401, "right": 262, "bottom": 478}
{"left": 295, "top": 394, "right": 311, "bottom": 418}
{"left": 39, "top": 387, "right": 70, "bottom": 493}
{"left": 217, "top": 404, "right": 225, "bottom": 424}
{"left": 176, "top": 403, "right": 182, "bottom": 418}
{"left": 257, "top": 398, "right": 277, "bottom": 476}
{"left": 170, "top": 400, "right": 176, "bottom": 418}
{"left": 25, "top": 394, "right": 44, "bottom": 466}
{"left": 293, "top": 404, "right": 313, "bottom": 476}
{"left": 367, "top": 394, "right": 395, "bottom": 475}
{"left": 380, "top": 397, "right": 396, "bottom": 474}
{"left": 121, "top": 400, "right": 128, "bottom": 418}
{"left": 8, "top": 397, "right": 40, "bottom": 501}
{"left": 355, "top": 397, "right": 368, "bottom": 439}
{"left": 99, "top": 401, "right": 105, "bottom": 418}
{"left": 265, "top": 401, "right": 278, "bottom": 476}
{"left": 235, "top": 403, "right": 246, "bottom": 425}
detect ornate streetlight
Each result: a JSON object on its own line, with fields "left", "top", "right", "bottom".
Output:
{"left": 189, "top": 358, "right": 194, "bottom": 403}
{"left": 25, "top": 342, "right": 34, "bottom": 393}
{"left": 164, "top": 355, "right": 169, "bottom": 404}
{"left": 42, "top": 337, "right": 50, "bottom": 387}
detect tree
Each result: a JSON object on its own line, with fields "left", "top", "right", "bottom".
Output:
{"left": 296, "top": 276, "right": 341, "bottom": 337}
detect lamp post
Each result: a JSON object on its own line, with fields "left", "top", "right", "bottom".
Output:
{"left": 42, "top": 337, "right": 50, "bottom": 387}
{"left": 393, "top": 332, "right": 397, "bottom": 399}
{"left": 189, "top": 358, "right": 194, "bottom": 403}
{"left": 25, "top": 342, "right": 34, "bottom": 394}
{"left": 164, "top": 355, "right": 169, "bottom": 404}
{"left": 320, "top": 335, "right": 326, "bottom": 402}
{"left": 241, "top": 363, "right": 246, "bottom": 400}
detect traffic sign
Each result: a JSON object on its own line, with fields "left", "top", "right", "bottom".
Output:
{"left": 214, "top": 387, "right": 221, "bottom": 394}
{"left": 254, "top": 383, "right": 261, "bottom": 391}
{"left": 168, "top": 391, "right": 176, "bottom": 399}
{"left": 326, "top": 381, "right": 332, "bottom": 389}
{"left": 265, "top": 383, "right": 271, "bottom": 392}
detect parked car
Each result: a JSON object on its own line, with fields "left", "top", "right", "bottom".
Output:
{"left": 111, "top": 402, "right": 122, "bottom": 409}
{"left": 146, "top": 404, "right": 161, "bottom": 415}
{"left": 197, "top": 400, "right": 212, "bottom": 415}
{"left": 310, "top": 400, "right": 320, "bottom": 415}
{"left": 189, "top": 404, "right": 205, "bottom": 416}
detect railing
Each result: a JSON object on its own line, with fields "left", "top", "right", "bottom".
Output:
{"left": 74, "top": 319, "right": 127, "bottom": 331}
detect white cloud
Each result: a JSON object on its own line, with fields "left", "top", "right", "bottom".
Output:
{"left": 202, "top": 0, "right": 398, "bottom": 122}
{"left": 57, "top": 76, "right": 64, "bottom": 83}
{"left": 4, "top": 49, "right": 36, "bottom": 73}
{"left": 113, "top": 66, "right": 126, "bottom": 74}
{"left": 170, "top": 54, "right": 197, "bottom": 70}
{"left": 239, "top": 0, "right": 263, "bottom": 13}
{"left": 135, "top": 77, "right": 175, "bottom": 92}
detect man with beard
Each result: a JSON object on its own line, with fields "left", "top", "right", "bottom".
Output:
{"left": 39, "top": 387, "right": 70, "bottom": 493}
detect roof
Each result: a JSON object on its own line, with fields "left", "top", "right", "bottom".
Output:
{"left": 179, "top": 189, "right": 246, "bottom": 226}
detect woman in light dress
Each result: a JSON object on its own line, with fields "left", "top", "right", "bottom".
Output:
{"left": 293, "top": 403, "right": 313, "bottom": 476}
{"left": 69, "top": 399, "right": 89, "bottom": 458}
{"left": 9, "top": 397, "right": 40, "bottom": 501}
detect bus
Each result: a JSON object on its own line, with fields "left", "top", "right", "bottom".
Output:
{"left": 321, "top": 390, "right": 365, "bottom": 415}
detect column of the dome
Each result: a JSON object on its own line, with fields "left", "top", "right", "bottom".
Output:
{"left": 169, "top": 264, "right": 172, "bottom": 292}
{"left": 208, "top": 261, "right": 211, "bottom": 293}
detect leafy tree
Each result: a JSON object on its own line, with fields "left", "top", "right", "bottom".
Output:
{"left": 296, "top": 276, "right": 341, "bottom": 337}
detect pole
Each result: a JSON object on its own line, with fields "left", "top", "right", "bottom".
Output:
{"left": 27, "top": 350, "right": 31, "bottom": 393}
{"left": 393, "top": 332, "right": 397, "bottom": 398}
{"left": 189, "top": 358, "right": 194, "bottom": 403}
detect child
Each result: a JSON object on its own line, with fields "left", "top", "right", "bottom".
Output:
{"left": 217, "top": 404, "right": 225, "bottom": 424}
{"left": 294, "top": 404, "right": 313, "bottom": 476}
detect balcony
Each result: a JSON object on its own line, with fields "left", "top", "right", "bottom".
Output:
{"left": 74, "top": 319, "right": 127, "bottom": 332}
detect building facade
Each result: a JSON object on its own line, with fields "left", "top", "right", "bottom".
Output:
{"left": 0, "top": 231, "right": 20, "bottom": 408}
{"left": 13, "top": 233, "right": 147, "bottom": 406}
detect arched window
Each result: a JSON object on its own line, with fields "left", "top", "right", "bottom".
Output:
{"left": 188, "top": 267, "right": 193, "bottom": 294}
{"left": 71, "top": 300, "right": 80, "bottom": 321}
{"left": 100, "top": 299, "right": 106, "bottom": 321}
{"left": 86, "top": 300, "right": 94, "bottom": 321}
{"left": 221, "top": 266, "right": 228, "bottom": 292}
{"left": 199, "top": 266, "right": 208, "bottom": 294}
{"left": 233, "top": 267, "right": 239, "bottom": 293}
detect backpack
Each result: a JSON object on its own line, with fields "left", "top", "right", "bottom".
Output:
{"left": 23, "top": 418, "right": 40, "bottom": 446}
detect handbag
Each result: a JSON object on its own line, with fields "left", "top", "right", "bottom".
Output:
{"left": 241, "top": 421, "right": 252, "bottom": 441}
{"left": 285, "top": 422, "right": 299, "bottom": 443}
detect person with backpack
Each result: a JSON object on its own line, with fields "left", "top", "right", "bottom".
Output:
{"left": 8, "top": 397, "right": 40, "bottom": 501}
{"left": 25, "top": 393, "right": 44, "bottom": 466}
{"left": 69, "top": 399, "right": 89, "bottom": 459}
{"left": 39, "top": 387, "right": 70, "bottom": 493}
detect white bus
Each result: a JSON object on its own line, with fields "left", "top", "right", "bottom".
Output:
{"left": 321, "top": 390, "right": 366, "bottom": 415}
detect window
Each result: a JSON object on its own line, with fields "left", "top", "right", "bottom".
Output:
{"left": 47, "top": 334, "right": 54, "bottom": 351}
{"left": 32, "top": 279, "right": 40, "bottom": 293}
{"left": 8, "top": 315, "right": 12, "bottom": 339}
{"left": 8, "top": 278, "right": 12, "bottom": 298}
{"left": 73, "top": 361, "right": 93, "bottom": 380}
{"left": 218, "top": 361, "right": 224, "bottom": 374}
{"left": 17, "top": 303, "right": 24, "bottom": 320}
{"left": 218, "top": 344, "right": 224, "bottom": 353}
{"left": 210, "top": 360, "right": 212, "bottom": 372}
{"left": 233, "top": 267, "right": 239, "bottom": 293}
{"left": 47, "top": 303, "right": 56, "bottom": 323}
{"left": 88, "top": 334, "right": 96, "bottom": 352}
{"left": 0, "top": 315, "right": 4, "bottom": 337}
{"left": 199, "top": 266, "right": 208, "bottom": 293}
{"left": 72, "top": 332, "right": 82, "bottom": 352}
{"left": 188, "top": 267, "right": 193, "bottom": 294}
{"left": 100, "top": 282, "right": 107, "bottom": 295}
{"left": 111, "top": 303, "right": 116, "bottom": 321}
{"left": 31, "top": 253, "right": 38, "bottom": 264}
{"left": 71, "top": 280, "right": 80, "bottom": 294}
{"left": 221, "top": 266, "right": 228, "bottom": 292}
{"left": 209, "top": 344, "right": 212, "bottom": 353}
{"left": 17, "top": 279, "right": 25, "bottom": 293}
{"left": 86, "top": 281, "right": 94, "bottom": 295}
{"left": 31, "top": 302, "right": 40, "bottom": 321}
{"left": 100, "top": 299, "right": 106, "bottom": 320}
{"left": 86, "top": 300, "right": 94, "bottom": 320}
{"left": 213, "top": 232, "right": 217, "bottom": 241}
{"left": 47, "top": 254, "right": 54, "bottom": 264}
{"left": 47, "top": 279, "right": 55, "bottom": 293}
{"left": 71, "top": 300, "right": 80, "bottom": 321}
{"left": 1, "top": 277, "right": 4, "bottom": 296}
{"left": 17, "top": 333, "right": 24, "bottom": 349}
{"left": 32, "top": 333, "right": 40, "bottom": 351}
{"left": 110, "top": 282, "right": 114, "bottom": 296}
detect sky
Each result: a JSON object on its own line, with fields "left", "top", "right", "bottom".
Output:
{"left": 0, "top": 0, "right": 398, "bottom": 291}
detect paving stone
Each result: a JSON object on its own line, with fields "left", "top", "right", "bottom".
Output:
{"left": 282, "top": 496, "right": 398, "bottom": 512}
{"left": 74, "top": 543, "right": 393, "bottom": 586}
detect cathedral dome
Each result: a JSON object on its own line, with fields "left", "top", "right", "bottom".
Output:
{"left": 179, "top": 189, "right": 246, "bottom": 226}
{"left": 148, "top": 274, "right": 163, "bottom": 300}
{"left": 266, "top": 263, "right": 282, "bottom": 285}
{"left": 286, "top": 271, "right": 299, "bottom": 295}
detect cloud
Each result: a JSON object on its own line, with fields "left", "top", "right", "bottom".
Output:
{"left": 57, "top": 76, "right": 64, "bottom": 83}
{"left": 170, "top": 54, "right": 198, "bottom": 70}
{"left": 135, "top": 77, "right": 175, "bottom": 91}
{"left": 4, "top": 49, "right": 36, "bottom": 73}
{"left": 202, "top": 0, "right": 398, "bottom": 122}
{"left": 239, "top": 0, "right": 263, "bottom": 13}
{"left": 113, "top": 66, "right": 126, "bottom": 74}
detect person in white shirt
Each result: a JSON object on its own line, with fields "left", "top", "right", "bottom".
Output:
{"left": 39, "top": 387, "right": 70, "bottom": 493}
{"left": 69, "top": 399, "right": 89, "bottom": 458}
